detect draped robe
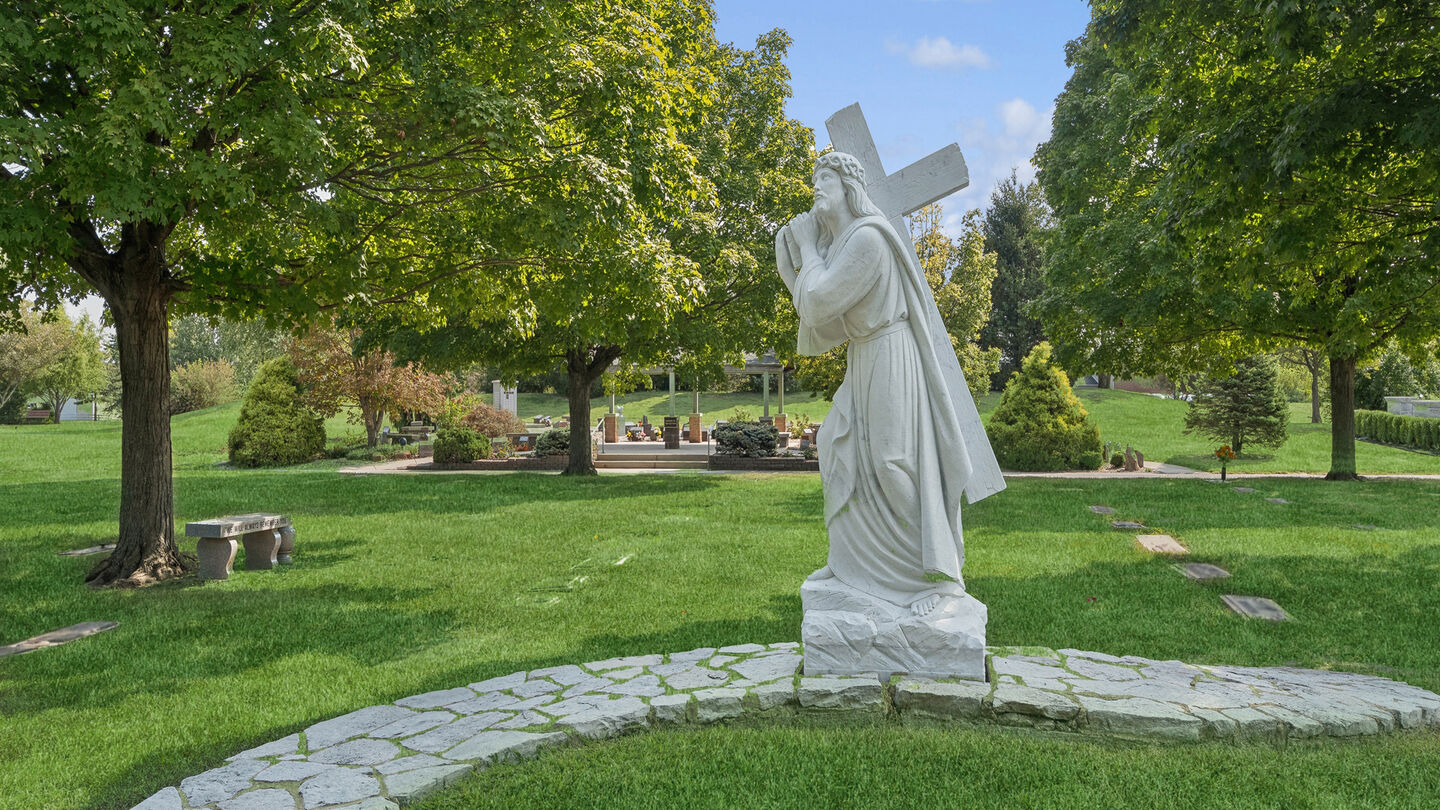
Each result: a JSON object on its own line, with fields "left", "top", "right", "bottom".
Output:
{"left": 779, "top": 215, "right": 1005, "bottom": 608}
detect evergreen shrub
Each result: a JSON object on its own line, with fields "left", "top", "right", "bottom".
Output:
{"left": 433, "top": 427, "right": 490, "bottom": 463}
{"left": 535, "top": 428, "right": 570, "bottom": 457}
{"left": 0, "top": 387, "right": 25, "bottom": 424}
{"left": 987, "top": 343, "right": 1103, "bottom": 471}
{"left": 714, "top": 421, "right": 779, "bottom": 457}
{"left": 227, "top": 357, "right": 325, "bottom": 467}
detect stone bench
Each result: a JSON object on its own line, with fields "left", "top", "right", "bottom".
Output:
{"left": 185, "top": 513, "right": 296, "bottom": 581}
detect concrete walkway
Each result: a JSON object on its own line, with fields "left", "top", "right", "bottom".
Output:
{"left": 134, "top": 644, "right": 1440, "bottom": 809}
{"left": 340, "top": 456, "right": 1440, "bottom": 480}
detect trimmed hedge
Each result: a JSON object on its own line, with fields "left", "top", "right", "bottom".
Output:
{"left": 1356, "top": 409, "right": 1440, "bottom": 451}
{"left": 714, "top": 421, "right": 779, "bottom": 457}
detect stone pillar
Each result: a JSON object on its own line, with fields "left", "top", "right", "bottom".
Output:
{"left": 603, "top": 413, "right": 619, "bottom": 443}
{"left": 774, "top": 413, "right": 788, "bottom": 436}
{"left": 242, "top": 529, "right": 280, "bottom": 570}
{"left": 663, "top": 416, "right": 680, "bottom": 449}
{"left": 688, "top": 413, "right": 703, "bottom": 443}
{"left": 492, "top": 380, "right": 518, "bottom": 417}
{"left": 197, "top": 538, "right": 237, "bottom": 581}
{"left": 276, "top": 525, "right": 296, "bottom": 565}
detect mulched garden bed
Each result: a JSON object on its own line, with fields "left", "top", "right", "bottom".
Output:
{"left": 421, "top": 456, "right": 569, "bottom": 471}
{"left": 708, "top": 455, "right": 819, "bottom": 472}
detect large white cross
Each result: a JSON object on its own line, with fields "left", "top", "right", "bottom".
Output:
{"left": 825, "top": 103, "right": 969, "bottom": 255}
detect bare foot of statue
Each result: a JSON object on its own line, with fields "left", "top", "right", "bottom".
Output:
{"left": 806, "top": 565, "right": 834, "bottom": 582}
{"left": 910, "top": 593, "right": 942, "bottom": 617}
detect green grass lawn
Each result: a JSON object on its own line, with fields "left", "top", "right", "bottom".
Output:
{"left": 1, "top": 406, "right": 1438, "bottom": 809}
{"left": 1068, "top": 388, "right": 1440, "bottom": 475}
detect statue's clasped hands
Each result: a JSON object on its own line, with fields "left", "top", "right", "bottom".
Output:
{"left": 776, "top": 210, "right": 819, "bottom": 274}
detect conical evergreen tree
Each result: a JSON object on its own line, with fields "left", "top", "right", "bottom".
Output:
{"left": 988, "top": 342, "right": 1102, "bottom": 471}
{"left": 228, "top": 357, "right": 325, "bottom": 467}
{"left": 1183, "top": 355, "right": 1289, "bottom": 455}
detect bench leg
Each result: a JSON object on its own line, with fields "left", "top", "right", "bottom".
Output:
{"left": 276, "top": 526, "right": 295, "bottom": 565}
{"left": 197, "top": 538, "right": 237, "bottom": 581}
{"left": 242, "top": 530, "right": 280, "bottom": 570}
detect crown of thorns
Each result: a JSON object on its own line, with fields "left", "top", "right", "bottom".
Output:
{"left": 815, "top": 152, "right": 865, "bottom": 186}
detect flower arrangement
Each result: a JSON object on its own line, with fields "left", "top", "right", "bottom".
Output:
{"left": 1215, "top": 445, "right": 1236, "bottom": 480}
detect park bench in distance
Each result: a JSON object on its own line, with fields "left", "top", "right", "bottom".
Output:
{"left": 184, "top": 513, "right": 296, "bottom": 581}
{"left": 24, "top": 409, "right": 51, "bottom": 423}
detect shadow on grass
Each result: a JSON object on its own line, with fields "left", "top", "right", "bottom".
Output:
{"left": 0, "top": 581, "right": 457, "bottom": 718}
{"left": 975, "top": 544, "right": 1440, "bottom": 693}
{"left": 83, "top": 593, "right": 805, "bottom": 809}
{"left": 86, "top": 540, "right": 1440, "bottom": 810}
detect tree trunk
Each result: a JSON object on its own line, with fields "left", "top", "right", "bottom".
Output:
{"left": 86, "top": 267, "right": 190, "bottom": 587}
{"left": 361, "top": 397, "right": 382, "bottom": 447}
{"left": 563, "top": 346, "right": 622, "bottom": 476}
{"left": 1097, "top": 373, "right": 1113, "bottom": 389}
{"left": 1326, "top": 355, "right": 1359, "bottom": 481}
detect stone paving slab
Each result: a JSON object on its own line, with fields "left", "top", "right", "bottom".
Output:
{"left": 135, "top": 641, "right": 1440, "bottom": 809}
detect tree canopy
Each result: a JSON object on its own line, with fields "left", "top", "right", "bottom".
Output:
{"left": 978, "top": 172, "right": 1050, "bottom": 388}
{"left": 1, "top": 0, "right": 810, "bottom": 582}
{"left": 378, "top": 18, "right": 815, "bottom": 474}
{"left": 1035, "top": 0, "right": 1440, "bottom": 479}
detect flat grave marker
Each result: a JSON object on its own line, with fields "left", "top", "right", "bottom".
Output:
{"left": 1233, "top": 487, "right": 1257, "bottom": 493}
{"left": 57, "top": 543, "right": 116, "bottom": 557}
{"left": 1136, "top": 534, "right": 1188, "bottom": 555}
{"left": 0, "top": 621, "right": 119, "bottom": 658}
{"left": 1180, "top": 563, "right": 1230, "bottom": 580}
{"left": 1265, "top": 498, "right": 1289, "bottom": 505}
{"left": 1089, "top": 505, "right": 1115, "bottom": 515}
{"left": 1111, "top": 520, "right": 1146, "bottom": 530}
{"left": 1222, "top": 595, "right": 1289, "bottom": 621}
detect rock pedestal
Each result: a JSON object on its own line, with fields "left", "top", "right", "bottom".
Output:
{"left": 801, "top": 577, "right": 986, "bottom": 681}
{"left": 688, "top": 413, "right": 703, "bottom": 443}
{"left": 603, "top": 414, "right": 619, "bottom": 443}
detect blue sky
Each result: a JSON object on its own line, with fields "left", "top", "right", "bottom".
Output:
{"left": 714, "top": 0, "right": 1092, "bottom": 231}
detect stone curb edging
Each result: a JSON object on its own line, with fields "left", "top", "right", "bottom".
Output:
{"left": 133, "top": 644, "right": 1440, "bottom": 810}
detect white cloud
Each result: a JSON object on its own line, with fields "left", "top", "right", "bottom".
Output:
{"left": 998, "top": 98, "right": 1044, "bottom": 137}
{"left": 888, "top": 36, "right": 990, "bottom": 70}
{"left": 926, "top": 98, "right": 1054, "bottom": 235}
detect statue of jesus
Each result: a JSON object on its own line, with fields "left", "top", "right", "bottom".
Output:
{"left": 775, "top": 152, "right": 1005, "bottom": 627}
